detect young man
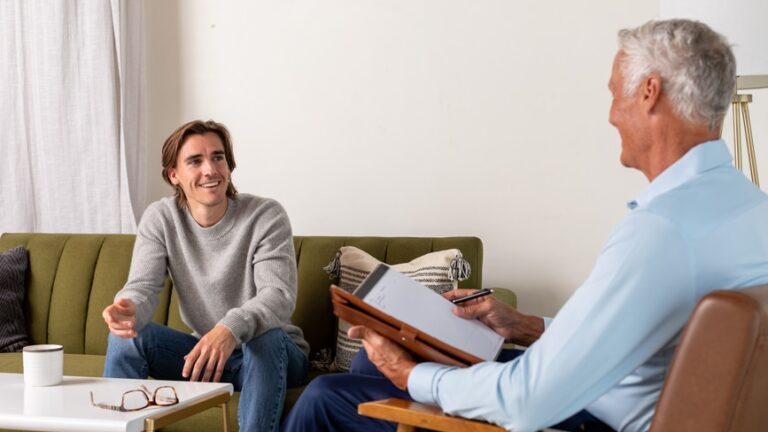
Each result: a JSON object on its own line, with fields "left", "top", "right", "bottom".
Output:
{"left": 282, "top": 19, "right": 768, "bottom": 432}
{"left": 103, "top": 120, "right": 308, "bottom": 432}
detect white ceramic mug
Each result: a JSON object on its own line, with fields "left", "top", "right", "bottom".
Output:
{"left": 22, "top": 344, "right": 63, "bottom": 387}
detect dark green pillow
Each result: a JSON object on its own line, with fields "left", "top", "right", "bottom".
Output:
{"left": 0, "top": 246, "right": 29, "bottom": 352}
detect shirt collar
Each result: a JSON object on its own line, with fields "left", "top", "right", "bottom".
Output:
{"left": 627, "top": 139, "right": 732, "bottom": 210}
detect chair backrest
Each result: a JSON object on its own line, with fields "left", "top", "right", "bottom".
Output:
{"left": 650, "top": 285, "right": 768, "bottom": 431}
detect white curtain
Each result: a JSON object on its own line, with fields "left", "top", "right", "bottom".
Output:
{"left": 0, "top": 0, "right": 144, "bottom": 234}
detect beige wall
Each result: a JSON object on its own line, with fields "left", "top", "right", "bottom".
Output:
{"left": 143, "top": 1, "right": 768, "bottom": 317}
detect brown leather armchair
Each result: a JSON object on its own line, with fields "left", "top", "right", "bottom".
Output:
{"left": 650, "top": 284, "right": 768, "bottom": 431}
{"left": 359, "top": 285, "right": 768, "bottom": 432}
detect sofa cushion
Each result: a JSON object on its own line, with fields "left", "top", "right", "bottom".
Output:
{"left": 325, "top": 246, "right": 470, "bottom": 371}
{"left": 0, "top": 246, "right": 29, "bottom": 352}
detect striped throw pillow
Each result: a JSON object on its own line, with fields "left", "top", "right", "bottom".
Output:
{"left": 324, "top": 246, "right": 470, "bottom": 372}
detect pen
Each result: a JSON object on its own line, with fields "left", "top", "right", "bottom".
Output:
{"left": 451, "top": 288, "right": 494, "bottom": 304}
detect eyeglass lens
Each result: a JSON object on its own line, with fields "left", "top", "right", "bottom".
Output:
{"left": 124, "top": 385, "right": 178, "bottom": 410}
{"left": 152, "top": 386, "right": 178, "bottom": 406}
{"left": 123, "top": 390, "right": 150, "bottom": 411}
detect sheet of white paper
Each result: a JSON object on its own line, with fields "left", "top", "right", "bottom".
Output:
{"left": 355, "top": 265, "right": 504, "bottom": 361}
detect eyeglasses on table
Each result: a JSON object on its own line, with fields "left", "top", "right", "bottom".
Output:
{"left": 90, "top": 384, "right": 179, "bottom": 412}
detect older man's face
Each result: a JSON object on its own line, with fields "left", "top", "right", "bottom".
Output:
{"left": 609, "top": 52, "right": 648, "bottom": 171}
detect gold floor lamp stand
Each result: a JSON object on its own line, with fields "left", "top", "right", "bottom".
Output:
{"left": 732, "top": 93, "right": 759, "bottom": 186}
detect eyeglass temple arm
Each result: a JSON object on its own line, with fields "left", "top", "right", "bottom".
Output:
{"left": 90, "top": 392, "right": 125, "bottom": 412}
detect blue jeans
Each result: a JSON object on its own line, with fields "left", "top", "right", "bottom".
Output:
{"left": 281, "top": 349, "right": 613, "bottom": 432}
{"left": 104, "top": 323, "right": 308, "bottom": 432}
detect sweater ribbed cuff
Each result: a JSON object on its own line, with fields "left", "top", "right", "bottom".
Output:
{"left": 219, "top": 311, "right": 254, "bottom": 345}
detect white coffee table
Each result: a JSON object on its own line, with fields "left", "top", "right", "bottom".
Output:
{"left": 0, "top": 373, "right": 233, "bottom": 432}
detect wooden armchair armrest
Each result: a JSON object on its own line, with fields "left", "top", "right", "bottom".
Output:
{"left": 358, "top": 398, "right": 505, "bottom": 432}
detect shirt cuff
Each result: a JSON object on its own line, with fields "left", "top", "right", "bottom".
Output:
{"left": 408, "top": 362, "right": 454, "bottom": 405}
{"left": 542, "top": 316, "right": 553, "bottom": 329}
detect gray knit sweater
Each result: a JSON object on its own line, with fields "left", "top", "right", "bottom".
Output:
{"left": 115, "top": 194, "right": 309, "bottom": 355}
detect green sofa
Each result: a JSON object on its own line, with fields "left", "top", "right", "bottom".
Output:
{"left": 0, "top": 233, "right": 515, "bottom": 431}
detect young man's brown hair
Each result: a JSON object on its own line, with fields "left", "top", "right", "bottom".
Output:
{"left": 161, "top": 120, "right": 238, "bottom": 208}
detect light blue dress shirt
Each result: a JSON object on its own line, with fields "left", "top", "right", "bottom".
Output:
{"left": 408, "top": 140, "right": 768, "bottom": 432}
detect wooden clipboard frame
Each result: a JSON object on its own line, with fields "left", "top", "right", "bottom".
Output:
{"left": 331, "top": 285, "right": 483, "bottom": 367}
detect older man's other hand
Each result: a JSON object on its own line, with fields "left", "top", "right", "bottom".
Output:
{"left": 348, "top": 325, "right": 416, "bottom": 390}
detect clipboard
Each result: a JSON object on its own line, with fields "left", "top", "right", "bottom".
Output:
{"left": 331, "top": 285, "right": 486, "bottom": 368}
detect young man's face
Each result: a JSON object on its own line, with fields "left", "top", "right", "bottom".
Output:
{"left": 167, "top": 132, "right": 231, "bottom": 214}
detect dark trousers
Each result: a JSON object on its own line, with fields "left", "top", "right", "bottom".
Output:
{"left": 281, "top": 348, "right": 614, "bottom": 432}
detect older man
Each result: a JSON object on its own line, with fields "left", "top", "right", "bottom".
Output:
{"left": 282, "top": 19, "right": 768, "bottom": 432}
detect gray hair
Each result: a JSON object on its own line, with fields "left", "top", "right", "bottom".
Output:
{"left": 618, "top": 19, "right": 736, "bottom": 129}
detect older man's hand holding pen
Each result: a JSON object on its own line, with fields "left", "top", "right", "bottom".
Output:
{"left": 443, "top": 288, "right": 545, "bottom": 347}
